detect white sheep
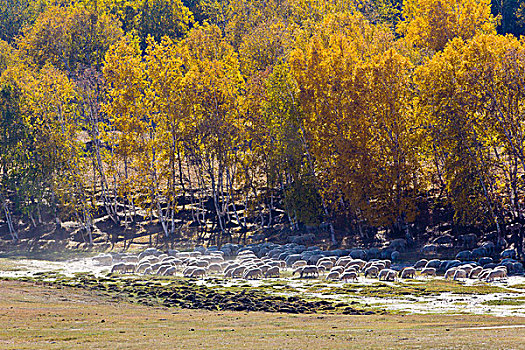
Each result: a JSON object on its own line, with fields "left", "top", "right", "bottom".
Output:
{"left": 163, "top": 266, "right": 177, "bottom": 276}
{"left": 231, "top": 266, "right": 247, "bottom": 278}
{"left": 136, "top": 262, "right": 151, "bottom": 273}
{"left": 183, "top": 266, "right": 198, "bottom": 277}
{"left": 363, "top": 261, "right": 374, "bottom": 271}
{"left": 176, "top": 252, "right": 192, "bottom": 259}
{"left": 140, "top": 256, "right": 159, "bottom": 265}
{"left": 364, "top": 266, "right": 380, "bottom": 278}
{"left": 207, "top": 263, "right": 223, "bottom": 274}
{"left": 238, "top": 250, "right": 255, "bottom": 256}
{"left": 453, "top": 269, "right": 467, "bottom": 280}
{"left": 151, "top": 263, "right": 164, "bottom": 271}
{"left": 299, "top": 265, "right": 319, "bottom": 278}
{"left": 111, "top": 262, "right": 127, "bottom": 274}
{"left": 268, "top": 260, "right": 286, "bottom": 268}
{"left": 224, "top": 269, "right": 234, "bottom": 278}
{"left": 345, "top": 265, "right": 359, "bottom": 273}
{"left": 224, "top": 263, "right": 240, "bottom": 274}
{"left": 386, "top": 270, "right": 397, "bottom": 281}
{"left": 420, "top": 267, "right": 436, "bottom": 278}
{"left": 111, "top": 262, "right": 135, "bottom": 274}
{"left": 340, "top": 271, "right": 358, "bottom": 282}
{"left": 188, "top": 260, "right": 209, "bottom": 268}
{"left": 161, "top": 256, "right": 177, "bottom": 263}
{"left": 459, "top": 264, "right": 474, "bottom": 275}
{"left": 265, "top": 266, "right": 280, "bottom": 278}
{"left": 477, "top": 269, "right": 492, "bottom": 280}
{"left": 156, "top": 264, "right": 172, "bottom": 275}
{"left": 292, "top": 260, "right": 308, "bottom": 269}
{"left": 330, "top": 266, "right": 345, "bottom": 274}
{"left": 486, "top": 269, "right": 507, "bottom": 282}
{"left": 414, "top": 259, "right": 428, "bottom": 270}
{"left": 399, "top": 267, "right": 416, "bottom": 279}
{"left": 123, "top": 256, "right": 139, "bottom": 263}
{"left": 259, "top": 265, "right": 271, "bottom": 274}
{"left": 208, "top": 255, "right": 224, "bottom": 263}
{"left": 292, "top": 266, "right": 305, "bottom": 277}
{"left": 336, "top": 257, "right": 353, "bottom": 266}
{"left": 495, "top": 265, "right": 508, "bottom": 273}
{"left": 243, "top": 267, "right": 263, "bottom": 280}
{"left": 421, "top": 244, "right": 438, "bottom": 255}
{"left": 189, "top": 268, "right": 206, "bottom": 279}
{"left": 345, "top": 259, "right": 366, "bottom": 270}
{"left": 317, "top": 257, "right": 334, "bottom": 266}
{"left": 378, "top": 268, "right": 392, "bottom": 281}
{"left": 371, "top": 262, "right": 386, "bottom": 270}
{"left": 444, "top": 267, "right": 457, "bottom": 280}
{"left": 317, "top": 260, "right": 334, "bottom": 270}
{"left": 326, "top": 271, "right": 341, "bottom": 280}
{"left": 381, "top": 260, "right": 392, "bottom": 269}
{"left": 469, "top": 266, "right": 483, "bottom": 278}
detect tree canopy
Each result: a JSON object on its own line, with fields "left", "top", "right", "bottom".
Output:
{"left": 1, "top": 0, "right": 525, "bottom": 248}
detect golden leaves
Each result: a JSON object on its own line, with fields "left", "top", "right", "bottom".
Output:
{"left": 17, "top": 5, "right": 123, "bottom": 72}
{"left": 399, "top": 0, "right": 496, "bottom": 51}
{"left": 289, "top": 11, "right": 420, "bottom": 226}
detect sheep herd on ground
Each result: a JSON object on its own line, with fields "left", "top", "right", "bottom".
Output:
{"left": 91, "top": 241, "right": 524, "bottom": 285}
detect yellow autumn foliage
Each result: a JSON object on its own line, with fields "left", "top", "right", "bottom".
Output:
{"left": 399, "top": 0, "right": 497, "bottom": 51}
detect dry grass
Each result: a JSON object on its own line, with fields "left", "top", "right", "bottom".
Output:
{"left": 1, "top": 280, "right": 525, "bottom": 349}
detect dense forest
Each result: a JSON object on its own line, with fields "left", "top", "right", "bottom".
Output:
{"left": 0, "top": 0, "right": 525, "bottom": 251}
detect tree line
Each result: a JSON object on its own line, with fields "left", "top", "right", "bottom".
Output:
{"left": 1, "top": 0, "right": 525, "bottom": 247}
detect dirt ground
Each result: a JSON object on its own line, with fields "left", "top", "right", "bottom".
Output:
{"left": 1, "top": 280, "right": 524, "bottom": 350}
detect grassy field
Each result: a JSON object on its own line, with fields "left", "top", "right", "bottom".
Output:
{"left": 1, "top": 280, "right": 525, "bottom": 349}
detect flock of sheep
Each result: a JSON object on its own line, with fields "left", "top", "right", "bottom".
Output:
{"left": 92, "top": 241, "right": 523, "bottom": 284}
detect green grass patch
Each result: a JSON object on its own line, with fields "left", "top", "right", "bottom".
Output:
{"left": 7, "top": 273, "right": 379, "bottom": 315}
{"left": 481, "top": 299, "right": 525, "bottom": 306}
{"left": 415, "top": 279, "right": 511, "bottom": 295}
{"left": 0, "top": 258, "right": 28, "bottom": 271}
{"left": 308, "top": 279, "right": 514, "bottom": 298}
